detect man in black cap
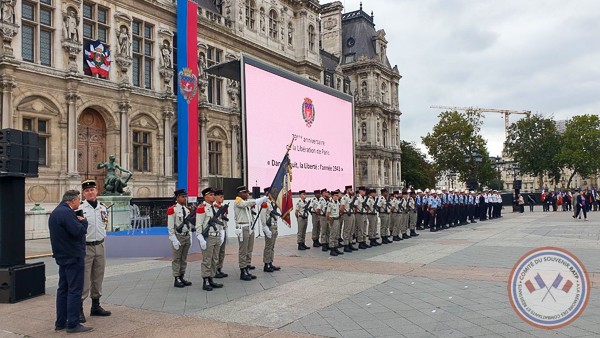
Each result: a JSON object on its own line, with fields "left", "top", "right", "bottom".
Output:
{"left": 79, "top": 180, "right": 111, "bottom": 323}
{"left": 310, "top": 190, "right": 322, "bottom": 247}
{"left": 195, "top": 187, "right": 224, "bottom": 291}
{"left": 295, "top": 190, "right": 311, "bottom": 250}
{"left": 316, "top": 189, "right": 331, "bottom": 252}
{"left": 167, "top": 188, "right": 193, "bottom": 288}
{"left": 261, "top": 188, "right": 281, "bottom": 272}
{"left": 327, "top": 190, "right": 344, "bottom": 256}
{"left": 378, "top": 189, "right": 392, "bottom": 244}
{"left": 214, "top": 190, "right": 229, "bottom": 278}
{"left": 365, "top": 189, "right": 380, "bottom": 246}
{"left": 234, "top": 186, "right": 268, "bottom": 281}
{"left": 340, "top": 185, "right": 357, "bottom": 252}
{"left": 355, "top": 186, "right": 370, "bottom": 249}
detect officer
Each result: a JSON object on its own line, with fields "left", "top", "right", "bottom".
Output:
{"left": 428, "top": 190, "right": 438, "bottom": 232}
{"left": 415, "top": 189, "right": 423, "bottom": 230}
{"left": 167, "top": 189, "right": 193, "bottom": 288}
{"left": 422, "top": 188, "right": 431, "bottom": 228}
{"left": 196, "top": 187, "right": 224, "bottom": 291}
{"left": 486, "top": 190, "right": 493, "bottom": 219}
{"left": 390, "top": 190, "right": 401, "bottom": 241}
{"left": 440, "top": 187, "right": 448, "bottom": 229}
{"left": 317, "top": 189, "right": 331, "bottom": 252}
{"left": 295, "top": 190, "right": 311, "bottom": 250}
{"left": 327, "top": 189, "right": 344, "bottom": 256}
{"left": 234, "top": 186, "right": 268, "bottom": 281}
{"left": 378, "top": 189, "right": 392, "bottom": 244}
{"left": 355, "top": 186, "right": 369, "bottom": 249}
{"left": 79, "top": 180, "right": 111, "bottom": 323}
{"left": 48, "top": 190, "right": 93, "bottom": 333}
{"left": 366, "top": 189, "right": 380, "bottom": 246}
{"left": 340, "top": 185, "right": 357, "bottom": 252}
{"left": 408, "top": 189, "right": 420, "bottom": 237}
{"left": 399, "top": 189, "right": 410, "bottom": 239}
{"left": 479, "top": 191, "right": 487, "bottom": 221}
{"left": 261, "top": 187, "right": 281, "bottom": 272}
{"left": 214, "top": 190, "right": 229, "bottom": 278}
{"left": 310, "top": 190, "right": 322, "bottom": 247}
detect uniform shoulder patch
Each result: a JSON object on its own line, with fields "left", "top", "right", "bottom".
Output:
{"left": 235, "top": 196, "right": 243, "bottom": 203}
{"left": 197, "top": 205, "right": 206, "bottom": 214}
{"left": 167, "top": 205, "right": 175, "bottom": 215}
{"left": 261, "top": 202, "right": 268, "bottom": 208}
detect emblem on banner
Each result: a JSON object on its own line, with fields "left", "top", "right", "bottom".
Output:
{"left": 178, "top": 67, "right": 198, "bottom": 103}
{"left": 301, "top": 98, "right": 315, "bottom": 127}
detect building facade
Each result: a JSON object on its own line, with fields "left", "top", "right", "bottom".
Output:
{"left": 1, "top": 0, "right": 401, "bottom": 214}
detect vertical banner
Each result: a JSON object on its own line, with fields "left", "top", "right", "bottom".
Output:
{"left": 176, "top": 0, "right": 199, "bottom": 200}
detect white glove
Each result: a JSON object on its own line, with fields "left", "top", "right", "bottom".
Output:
{"left": 169, "top": 234, "right": 181, "bottom": 250}
{"left": 234, "top": 227, "right": 243, "bottom": 242}
{"left": 256, "top": 196, "right": 269, "bottom": 205}
{"left": 197, "top": 234, "right": 207, "bottom": 250}
{"left": 219, "top": 230, "right": 225, "bottom": 245}
{"left": 262, "top": 225, "right": 272, "bottom": 238}
{"left": 189, "top": 232, "right": 193, "bottom": 250}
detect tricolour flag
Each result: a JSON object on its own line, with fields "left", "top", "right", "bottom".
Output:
{"left": 524, "top": 280, "right": 536, "bottom": 293}
{"left": 534, "top": 273, "right": 546, "bottom": 289}
{"left": 84, "top": 39, "right": 110, "bottom": 78}
{"left": 267, "top": 153, "right": 293, "bottom": 227}
{"left": 562, "top": 280, "right": 573, "bottom": 293}
{"left": 551, "top": 273, "right": 563, "bottom": 288}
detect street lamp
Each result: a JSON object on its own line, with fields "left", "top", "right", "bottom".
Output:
{"left": 448, "top": 172, "right": 456, "bottom": 189}
{"left": 464, "top": 148, "right": 483, "bottom": 190}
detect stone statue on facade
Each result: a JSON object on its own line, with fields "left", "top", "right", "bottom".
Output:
{"left": 0, "top": 0, "right": 15, "bottom": 24}
{"left": 117, "top": 26, "right": 131, "bottom": 57}
{"left": 160, "top": 43, "right": 172, "bottom": 68}
{"left": 62, "top": 8, "right": 79, "bottom": 42}
{"left": 97, "top": 155, "right": 132, "bottom": 195}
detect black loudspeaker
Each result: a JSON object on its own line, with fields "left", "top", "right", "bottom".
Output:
{"left": 0, "top": 262, "right": 45, "bottom": 303}
{"left": 0, "top": 142, "right": 22, "bottom": 158}
{"left": 514, "top": 180, "right": 522, "bottom": 190}
{"left": 0, "top": 176, "right": 26, "bottom": 267}
{"left": 0, "top": 157, "right": 22, "bottom": 172}
{"left": 21, "top": 131, "right": 39, "bottom": 177}
{"left": 0, "top": 128, "right": 23, "bottom": 144}
{"left": 252, "top": 186, "right": 261, "bottom": 199}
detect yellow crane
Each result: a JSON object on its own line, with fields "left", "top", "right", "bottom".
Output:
{"left": 430, "top": 105, "right": 531, "bottom": 140}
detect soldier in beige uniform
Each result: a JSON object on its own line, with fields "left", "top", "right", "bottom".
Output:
{"left": 261, "top": 187, "right": 281, "bottom": 272}
{"left": 355, "top": 186, "right": 370, "bottom": 249}
{"left": 390, "top": 190, "right": 402, "bottom": 241}
{"left": 295, "top": 190, "right": 311, "bottom": 250}
{"left": 366, "top": 189, "right": 381, "bottom": 246}
{"left": 327, "top": 190, "right": 344, "bottom": 256}
{"left": 79, "top": 180, "right": 111, "bottom": 323}
{"left": 195, "top": 187, "right": 224, "bottom": 291}
{"left": 399, "top": 189, "right": 411, "bottom": 239}
{"left": 317, "top": 189, "right": 331, "bottom": 252}
{"left": 214, "top": 190, "right": 229, "bottom": 279}
{"left": 234, "top": 186, "right": 268, "bottom": 281}
{"left": 378, "top": 189, "right": 392, "bottom": 244}
{"left": 310, "top": 190, "right": 322, "bottom": 247}
{"left": 167, "top": 189, "right": 193, "bottom": 288}
{"left": 408, "top": 190, "right": 420, "bottom": 237}
{"left": 340, "top": 185, "right": 357, "bottom": 253}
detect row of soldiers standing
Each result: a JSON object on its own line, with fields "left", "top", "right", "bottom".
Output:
{"left": 295, "top": 186, "right": 421, "bottom": 256}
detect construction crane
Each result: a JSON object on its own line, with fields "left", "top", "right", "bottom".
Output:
{"left": 429, "top": 105, "right": 531, "bottom": 140}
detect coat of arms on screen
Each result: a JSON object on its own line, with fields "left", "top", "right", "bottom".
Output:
{"left": 178, "top": 67, "right": 198, "bottom": 103}
{"left": 302, "top": 98, "right": 315, "bottom": 127}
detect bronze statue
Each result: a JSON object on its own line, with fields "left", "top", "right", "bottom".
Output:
{"left": 97, "top": 155, "right": 132, "bottom": 194}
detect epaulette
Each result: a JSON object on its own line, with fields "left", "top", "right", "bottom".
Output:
{"left": 235, "top": 196, "right": 243, "bottom": 203}
{"left": 167, "top": 205, "right": 175, "bottom": 215}
{"left": 261, "top": 202, "right": 268, "bottom": 208}
{"left": 197, "top": 204, "right": 206, "bottom": 214}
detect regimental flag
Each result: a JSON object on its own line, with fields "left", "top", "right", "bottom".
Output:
{"left": 84, "top": 39, "right": 111, "bottom": 78}
{"left": 267, "top": 153, "right": 293, "bottom": 227}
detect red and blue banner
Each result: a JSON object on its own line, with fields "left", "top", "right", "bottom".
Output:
{"left": 267, "top": 152, "right": 293, "bottom": 227}
{"left": 177, "top": 0, "right": 199, "bottom": 199}
{"left": 84, "top": 39, "right": 110, "bottom": 78}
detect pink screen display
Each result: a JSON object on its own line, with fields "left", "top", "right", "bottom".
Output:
{"left": 244, "top": 63, "right": 354, "bottom": 192}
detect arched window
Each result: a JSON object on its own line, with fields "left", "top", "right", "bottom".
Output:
{"left": 245, "top": 0, "right": 256, "bottom": 30}
{"left": 269, "top": 9, "right": 278, "bottom": 39}
{"left": 308, "top": 24, "right": 315, "bottom": 52}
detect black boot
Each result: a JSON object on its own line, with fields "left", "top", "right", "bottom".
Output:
{"left": 215, "top": 269, "right": 228, "bottom": 278}
{"left": 334, "top": 247, "right": 344, "bottom": 255}
{"left": 351, "top": 244, "right": 359, "bottom": 250}
{"left": 174, "top": 276, "right": 185, "bottom": 288}
{"left": 358, "top": 242, "right": 367, "bottom": 249}
{"left": 240, "top": 268, "right": 252, "bottom": 281}
{"left": 370, "top": 239, "right": 380, "bottom": 246}
{"left": 202, "top": 277, "right": 213, "bottom": 291}
{"left": 208, "top": 277, "right": 223, "bottom": 288}
{"left": 298, "top": 243, "right": 306, "bottom": 250}
{"left": 301, "top": 243, "right": 311, "bottom": 250}
{"left": 410, "top": 230, "right": 419, "bottom": 237}
{"left": 245, "top": 267, "right": 257, "bottom": 279}
{"left": 264, "top": 263, "right": 274, "bottom": 272}
{"left": 402, "top": 233, "right": 411, "bottom": 239}
{"left": 321, "top": 243, "right": 329, "bottom": 251}
{"left": 79, "top": 306, "right": 86, "bottom": 323}
{"left": 363, "top": 241, "right": 372, "bottom": 248}
{"left": 90, "top": 298, "right": 111, "bottom": 317}
{"left": 313, "top": 240, "right": 321, "bottom": 247}
{"left": 179, "top": 275, "right": 192, "bottom": 286}
{"left": 270, "top": 263, "right": 281, "bottom": 271}
{"left": 329, "top": 248, "right": 338, "bottom": 256}
{"left": 248, "top": 265, "right": 256, "bottom": 270}
{"left": 393, "top": 235, "right": 402, "bottom": 241}
{"left": 344, "top": 245, "right": 352, "bottom": 253}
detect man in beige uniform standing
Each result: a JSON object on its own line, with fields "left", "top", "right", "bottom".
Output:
{"left": 214, "top": 190, "right": 229, "bottom": 278}
{"left": 390, "top": 190, "right": 402, "bottom": 241}
{"left": 167, "top": 189, "right": 193, "bottom": 288}
{"left": 355, "top": 186, "right": 369, "bottom": 249}
{"left": 79, "top": 180, "right": 111, "bottom": 323}
{"left": 295, "top": 190, "right": 311, "bottom": 250}
{"left": 366, "top": 189, "right": 380, "bottom": 246}
{"left": 399, "top": 189, "right": 411, "bottom": 239}
{"left": 310, "top": 190, "right": 322, "bottom": 247}
{"left": 196, "top": 187, "right": 224, "bottom": 291}
{"left": 327, "top": 190, "right": 344, "bottom": 256}
{"left": 340, "top": 185, "right": 357, "bottom": 253}
{"left": 408, "top": 190, "right": 420, "bottom": 237}
{"left": 377, "top": 189, "right": 392, "bottom": 244}
{"left": 261, "top": 187, "right": 281, "bottom": 272}
{"left": 234, "top": 186, "right": 268, "bottom": 281}
{"left": 317, "top": 189, "right": 330, "bottom": 252}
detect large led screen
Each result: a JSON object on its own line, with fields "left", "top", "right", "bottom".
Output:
{"left": 243, "top": 57, "right": 354, "bottom": 192}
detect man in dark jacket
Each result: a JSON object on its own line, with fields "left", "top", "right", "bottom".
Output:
{"left": 48, "top": 190, "right": 93, "bottom": 333}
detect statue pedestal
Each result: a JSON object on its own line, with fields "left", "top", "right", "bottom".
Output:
{"left": 98, "top": 195, "right": 132, "bottom": 231}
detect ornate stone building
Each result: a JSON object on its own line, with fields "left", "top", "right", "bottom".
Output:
{"left": 1, "top": 0, "right": 400, "bottom": 218}
{"left": 320, "top": 2, "right": 403, "bottom": 190}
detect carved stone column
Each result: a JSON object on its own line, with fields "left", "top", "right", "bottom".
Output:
{"left": 163, "top": 109, "right": 174, "bottom": 177}
{"left": 230, "top": 122, "right": 239, "bottom": 177}
{"left": 199, "top": 111, "right": 209, "bottom": 177}
{"left": 0, "top": 76, "right": 15, "bottom": 129}
{"left": 66, "top": 91, "right": 80, "bottom": 175}
{"left": 119, "top": 101, "right": 131, "bottom": 170}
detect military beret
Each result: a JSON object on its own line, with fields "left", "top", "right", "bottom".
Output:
{"left": 81, "top": 180, "right": 96, "bottom": 191}
{"left": 263, "top": 187, "right": 270, "bottom": 193}
{"left": 331, "top": 189, "right": 341, "bottom": 195}
{"left": 236, "top": 186, "right": 248, "bottom": 193}
{"left": 393, "top": 190, "right": 400, "bottom": 195}
{"left": 214, "top": 189, "right": 224, "bottom": 196}
{"left": 201, "top": 187, "right": 214, "bottom": 196}
{"left": 358, "top": 186, "right": 366, "bottom": 191}
{"left": 174, "top": 188, "right": 187, "bottom": 197}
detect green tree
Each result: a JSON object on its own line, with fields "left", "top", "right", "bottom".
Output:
{"left": 422, "top": 110, "right": 494, "bottom": 189}
{"left": 504, "top": 114, "right": 561, "bottom": 188}
{"left": 556, "top": 114, "right": 600, "bottom": 188}
{"left": 400, "top": 141, "right": 436, "bottom": 188}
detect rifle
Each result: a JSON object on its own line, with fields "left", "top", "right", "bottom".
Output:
{"left": 361, "top": 196, "right": 369, "bottom": 213}
{"left": 302, "top": 199, "right": 312, "bottom": 219}
{"left": 346, "top": 194, "right": 358, "bottom": 215}
{"left": 266, "top": 203, "right": 282, "bottom": 227}
{"left": 201, "top": 203, "right": 229, "bottom": 238}
{"left": 176, "top": 204, "right": 197, "bottom": 234}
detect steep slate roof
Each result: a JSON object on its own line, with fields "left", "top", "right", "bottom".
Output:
{"left": 197, "top": 0, "right": 220, "bottom": 13}
{"left": 341, "top": 9, "right": 391, "bottom": 68}
{"left": 320, "top": 49, "right": 340, "bottom": 72}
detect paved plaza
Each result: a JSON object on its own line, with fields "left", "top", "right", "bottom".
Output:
{"left": 1, "top": 207, "right": 599, "bottom": 337}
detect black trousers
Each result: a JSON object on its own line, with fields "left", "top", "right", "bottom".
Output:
{"left": 55, "top": 256, "right": 84, "bottom": 329}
